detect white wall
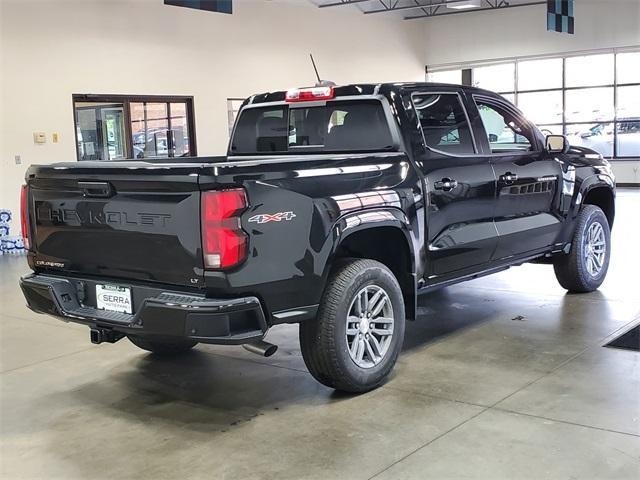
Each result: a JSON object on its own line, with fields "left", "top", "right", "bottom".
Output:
{"left": 423, "top": 0, "right": 640, "bottom": 65}
{"left": 422, "top": 0, "right": 640, "bottom": 184}
{"left": 0, "top": 0, "right": 425, "bottom": 220}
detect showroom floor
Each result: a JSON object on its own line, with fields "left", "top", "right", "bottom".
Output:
{"left": 1, "top": 189, "right": 639, "bottom": 480}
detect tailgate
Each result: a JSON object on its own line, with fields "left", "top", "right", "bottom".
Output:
{"left": 27, "top": 162, "right": 206, "bottom": 288}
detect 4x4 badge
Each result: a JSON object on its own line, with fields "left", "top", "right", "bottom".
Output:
{"left": 248, "top": 212, "right": 296, "bottom": 224}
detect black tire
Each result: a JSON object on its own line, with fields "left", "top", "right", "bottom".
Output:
{"left": 553, "top": 205, "right": 611, "bottom": 293}
{"left": 300, "top": 259, "right": 405, "bottom": 393}
{"left": 127, "top": 336, "right": 197, "bottom": 355}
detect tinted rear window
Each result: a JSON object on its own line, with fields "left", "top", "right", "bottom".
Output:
{"left": 230, "top": 100, "right": 394, "bottom": 154}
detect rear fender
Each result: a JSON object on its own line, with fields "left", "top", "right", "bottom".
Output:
{"left": 325, "top": 208, "right": 417, "bottom": 320}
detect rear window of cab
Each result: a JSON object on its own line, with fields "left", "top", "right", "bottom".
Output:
{"left": 230, "top": 100, "right": 394, "bottom": 155}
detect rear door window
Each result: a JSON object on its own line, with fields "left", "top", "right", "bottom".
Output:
{"left": 412, "top": 93, "right": 476, "bottom": 155}
{"left": 230, "top": 100, "right": 394, "bottom": 154}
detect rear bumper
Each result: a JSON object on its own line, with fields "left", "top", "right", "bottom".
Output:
{"left": 19, "top": 274, "right": 268, "bottom": 345}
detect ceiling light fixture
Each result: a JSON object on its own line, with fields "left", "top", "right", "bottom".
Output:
{"left": 447, "top": 0, "right": 482, "bottom": 10}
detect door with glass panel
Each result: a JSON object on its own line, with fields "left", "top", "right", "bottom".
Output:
{"left": 75, "top": 102, "right": 127, "bottom": 161}
{"left": 471, "top": 95, "right": 564, "bottom": 260}
{"left": 410, "top": 90, "right": 497, "bottom": 278}
{"left": 100, "top": 107, "right": 126, "bottom": 160}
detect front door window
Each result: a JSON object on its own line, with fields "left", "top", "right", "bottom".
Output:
{"left": 475, "top": 100, "right": 536, "bottom": 153}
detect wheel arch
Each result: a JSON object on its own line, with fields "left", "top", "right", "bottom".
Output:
{"left": 327, "top": 208, "right": 417, "bottom": 321}
{"left": 580, "top": 181, "right": 615, "bottom": 229}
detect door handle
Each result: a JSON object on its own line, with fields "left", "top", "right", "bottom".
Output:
{"left": 500, "top": 172, "right": 518, "bottom": 184}
{"left": 434, "top": 178, "right": 458, "bottom": 191}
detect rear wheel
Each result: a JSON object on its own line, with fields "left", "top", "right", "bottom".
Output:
{"left": 553, "top": 205, "right": 611, "bottom": 293}
{"left": 128, "top": 336, "right": 197, "bottom": 355}
{"left": 299, "top": 259, "right": 405, "bottom": 393}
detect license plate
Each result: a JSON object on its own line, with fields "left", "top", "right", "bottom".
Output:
{"left": 96, "top": 284, "right": 132, "bottom": 314}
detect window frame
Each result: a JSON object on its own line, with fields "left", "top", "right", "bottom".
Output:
{"left": 410, "top": 90, "right": 479, "bottom": 157}
{"left": 72, "top": 94, "right": 197, "bottom": 161}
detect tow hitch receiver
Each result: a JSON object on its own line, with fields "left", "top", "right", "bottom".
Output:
{"left": 90, "top": 328, "right": 125, "bottom": 345}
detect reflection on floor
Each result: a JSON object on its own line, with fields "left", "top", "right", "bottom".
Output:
{"left": 1, "top": 189, "right": 639, "bottom": 479}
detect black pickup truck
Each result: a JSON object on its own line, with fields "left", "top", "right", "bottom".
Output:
{"left": 19, "top": 83, "right": 615, "bottom": 392}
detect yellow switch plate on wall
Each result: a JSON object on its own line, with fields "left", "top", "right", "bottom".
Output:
{"left": 52, "top": 132, "right": 59, "bottom": 143}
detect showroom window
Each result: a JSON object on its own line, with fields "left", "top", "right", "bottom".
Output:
{"left": 473, "top": 63, "right": 516, "bottom": 95}
{"left": 426, "top": 48, "right": 640, "bottom": 159}
{"left": 426, "top": 69, "right": 463, "bottom": 85}
{"left": 73, "top": 94, "right": 196, "bottom": 161}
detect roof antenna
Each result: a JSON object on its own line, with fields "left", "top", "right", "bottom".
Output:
{"left": 310, "top": 54, "right": 336, "bottom": 87}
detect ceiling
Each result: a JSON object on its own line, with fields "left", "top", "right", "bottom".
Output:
{"left": 310, "top": 0, "right": 546, "bottom": 21}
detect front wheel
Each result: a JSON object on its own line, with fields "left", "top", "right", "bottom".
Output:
{"left": 553, "top": 205, "right": 611, "bottom": 293}
{"left": 299, "top": 259, "right": 405, "bottom": 393}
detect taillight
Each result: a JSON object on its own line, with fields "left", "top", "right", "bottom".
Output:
{"left": 285, "top": 86, "right": 334, "bottom": 102}
{"left": 20, "top": 185, "right": 30, "bottom": 250}
{"left": 201, "top": 189, "right": 248, "bottom": 269}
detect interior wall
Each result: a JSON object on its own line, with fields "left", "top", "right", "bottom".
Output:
{"left": 0, "top": 0, "right": 425, "bottom": 219}
{"left": 2, "top": 0, "right": 637, "bottom": 225}
{"left": 422, "top": 0, "right": 640, "bottom": 185}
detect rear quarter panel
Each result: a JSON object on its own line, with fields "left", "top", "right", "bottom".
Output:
{"left": 199, "top": 153, "right": 421, "bottom": 322}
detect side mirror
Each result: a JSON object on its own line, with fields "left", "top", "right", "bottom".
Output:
{"left": 545, "top": 134, "right": 569, "bottom": 154}
{"left": 488, "top": 133, "right": 498, "bottom": 142}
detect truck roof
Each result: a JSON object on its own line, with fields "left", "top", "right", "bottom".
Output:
{"left": 247, "top": 82, "right": 499, "bottom": 105}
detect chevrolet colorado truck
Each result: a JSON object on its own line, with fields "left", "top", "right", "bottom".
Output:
{"left": 19, "top": 83, "right": 615, "bottom": 392}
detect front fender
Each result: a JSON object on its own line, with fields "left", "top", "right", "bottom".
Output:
{"left": 557, "top": 173, "right": 615, "bottom": 247}
{"left": 577, "top": 173, "right": 615, "bottom": 203}
{"left": 574, "top": 173, "right": 615, "bottom": 219}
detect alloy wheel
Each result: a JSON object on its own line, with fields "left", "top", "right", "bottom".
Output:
{"left": 583, "top": 221, "right": 606, "bottom": 277}
{"left": 345, "top": 285, "right": 394, "bottom": 369}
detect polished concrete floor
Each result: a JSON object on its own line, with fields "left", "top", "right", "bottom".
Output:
{"left": 1, "top": 189, "right": 639, "bottom": 480}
